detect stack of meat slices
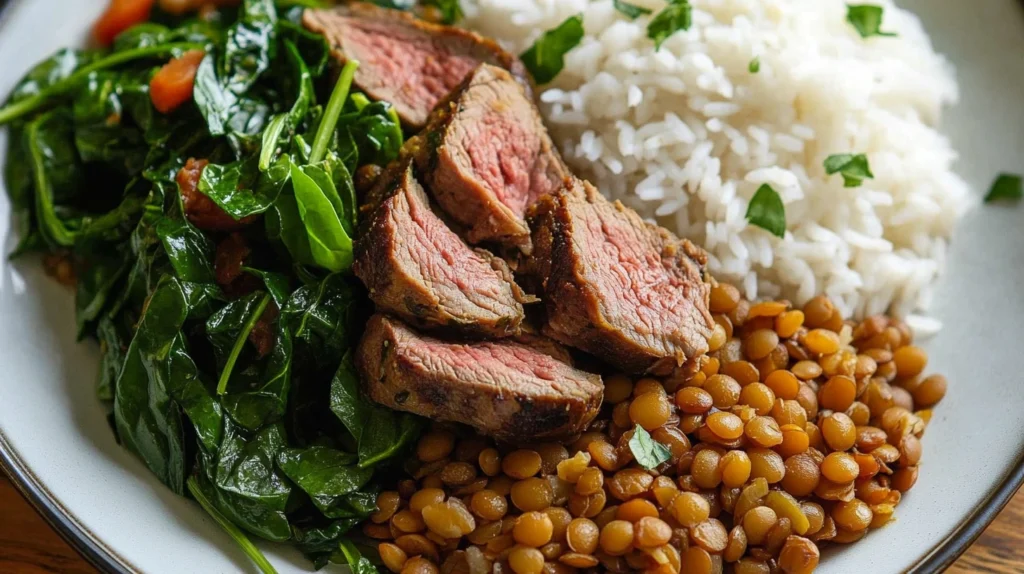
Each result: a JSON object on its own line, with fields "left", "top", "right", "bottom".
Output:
{"left": 305, "top": 3, "right": 715, "bottom": 441}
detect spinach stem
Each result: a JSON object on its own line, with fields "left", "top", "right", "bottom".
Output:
{"left": 186, "top": 477, "right": 279, "bottom": 574}
{"left": 0, "top": 43, "right": 204, "bottom": 125}
{"left": 387, "top": 105, "right": 404, "bottom": 148}
{"left": 309, "top": 60, "right": 359, "bottom": 165}
{"left": 350, "top": 92, "right": 370, "bottom": 111}
{"left": 259, "top": 114, "right": 289, "bottom": 171}
{"left": 26, "top": 111, "right": 75, "bottom": 246}
{"left": 217, "top": 293, "right": 272, "bottom": 395}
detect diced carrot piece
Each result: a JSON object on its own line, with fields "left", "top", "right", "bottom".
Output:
{"left": 149, "top": 50, "right": 206, "bottom": 114}
{"left": 93, "top": 0, "right": 156, "bottom": 46}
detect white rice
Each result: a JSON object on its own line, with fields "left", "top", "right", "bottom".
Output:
{"left": 463, "top": 0, "right": 972, "bottom": 326}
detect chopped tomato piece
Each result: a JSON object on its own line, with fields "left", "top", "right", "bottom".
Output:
{"left": 150, "top": 50, "right": 206, "bottom": 114}
{"left": 177, "top": 158, "right": 257, "bottom": 231}
{"left": 93, "top": 0, "right": 156, "bottom": 46}
{"left": 214, "top": 233, "right": 251, "bottom": 288}
{"left": 213, "top": 232, "right": 261, "bottom": 297}
{"left": 248, "top": 303, "right": 279, "bottom": 358}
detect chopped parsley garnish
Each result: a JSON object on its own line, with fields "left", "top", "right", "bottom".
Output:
{"left": 614, "top": 0, "right": 653, "bottom": 20}
{"left": 628, "top": 425, "right": 672, "bottom": 470}
{"left": 520, "top": 14, "right": 585, "bottom": 85}
{"left": 745, "top": 184, "right": 786, "bottom": 238}
{"left": 647, "top": 0, "right": 692, "bottom": 50}
{"left": 846, "top": 4, "right": 897, "bottom": 38}
{"left": 824, "top": 153, "right": 874, "bottom": 187}
{"left": 749, "top": 56, "right": 760, "bottom": 73}
{"left": 422, "top": 0, "right": 463, "bottom": 25}
{"left": 985, "top": 173, "right": 1023, "bottom": 203}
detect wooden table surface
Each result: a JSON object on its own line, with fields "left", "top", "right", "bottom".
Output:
{"left": 0, "top": 472, "right": 1019, "bottom": 573}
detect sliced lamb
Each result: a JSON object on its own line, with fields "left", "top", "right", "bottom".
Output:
{"left": 527, "top": 177, "right": 715, "bottom": 375}
{"left": 303, "top": 3, "right": 529, "bottom": 129}
{"left": 413, "top": 63, "right": 568, "bottom": 248}
{"left": 353, "top": 161, "right": 526, "bottom": 338}
{"left": 356, "top": 314, "right": 603, "bottom": 440}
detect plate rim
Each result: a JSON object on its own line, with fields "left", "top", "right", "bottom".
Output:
{"left": 0, "top": 0, "right": 1021, "bottom": 572}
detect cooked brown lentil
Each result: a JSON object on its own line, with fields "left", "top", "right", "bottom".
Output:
{"left": 370, "top": 291, "right": 944, "bottom": 573}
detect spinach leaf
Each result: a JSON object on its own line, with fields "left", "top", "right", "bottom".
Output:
{"left": 293, "top": 519, "right": 362, "bottom": 569}
{"left": 265, "top": 190, "right": 316, "bottom": 267}
{"left": 330, "top": 352, "right": 424, "bottom": 468}
{"left": 75, "top": 245, "right": 131, "bottom": 338}
{"left": 824, "top": 153, "right": 874, "bottom": 188}
{"left": 276, "top": 18, "right": 330, "bottom": 77}
{"left": 745, "top": 183, "right": 786, "bottom": 238}
{"left": 243, "top": 267, "right": 292, "bottom": 307}
{"left": 261, "top": 40, "right": 315, "bottom": 170}
{"left": 156, "top": 216, "right": 217, "bottom": 283}
{"left": 613, "top": 0, "right": 652, "bottom": 20}
{"left": 0, "top": 43, "right": 204, "bottom": 125}
{"left": 259, "top": 114, "right": 289, "bottom": 171}
{"left": 3, "top": 125, "right": 33, "bottom": 238}
{"left": 359, "top": 408, "right": 422, "bottom": 469}
{"left": 113, "top": 19, "right": 224, "bottom": 52}
{"left": 116, "top": 184, "right": 175, "bottom": 316}
{"left": 188, "top": 421, "right": 296, "bottom": 543}
{"left": 114, "top": 276, "right": 217, "bottom": 493}
{"left": 334, "top": 125, "right": 359, "bottom": 174}
{"left": 214, "top": 423, "right": 293, "bottom": 513}
{"left": 72, "top": 70, "right": 148, "bottom": 174}
{"left": 281, "top": 274, "right": 359, "bottom": 365}
{"left": 1, "top": 4, "right": 438, "bottom": 570}
{"left": 648, "top": 0, "right": 692, "bottom": 50}
{"left": 186, "top": 475, "right": 279, "bottom": 574}
{"left": 290, "top": 161, "right": 354, "bottom": 273}
{"left": 207, "top": 291, "right": 273, "bottom": 395}
{"left": 223, "top": 0, "right": 277, "bottom": 92}
{"left": 323, "top": 153, "right": 357, "bottom": 237}
{"left": 7, "top": 48, "right": 93, "bottom": 103}
{"left": 211, "top": 291, "right": 293, "bottom": 432}
{"left": 193, "top": 423, "right": 292, "bottom": 542}
{"left": 167, "top": 333, "right": 224, "bottom": 453}
{"left": 345, "top": 101, "right": 403, "bottom": 167}
{"left": 197, "top": 457, "right": 293, "bottom": 542}
{"left": 112, "top": 24, "right": 176, "bottom": 52}
{"left": 628, "top": 424, "right": 672, "bottom": 470}
{"left": 224, "top": 95, "right": 273, "bottom": 155}
{"left": 194, "top": 0, "right": 278, "bottom": 137}
{"left": 338, "top": 539, "right": 381, "bottom": 574}
{"left": 78, "top": 194, "right": 149, "bottom": 245}
{"left": 276, "top": 446, "right": 374, "bottom": 518}
{"left": 96, "top": 316, "right": 129, "bottom": 402}
{"left": 520, "top": 15, "right": 584, "bottom": 85}
{"left": 198, "top": 154, "right": 290, "bottom": 218}
{"left": 25, "top": 110, "right": 83, "bottom": 247}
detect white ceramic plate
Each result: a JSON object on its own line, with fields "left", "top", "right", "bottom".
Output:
{"left": 1, "top": 1, "right": 1023, "bottom": 573}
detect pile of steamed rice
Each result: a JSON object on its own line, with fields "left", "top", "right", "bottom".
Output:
{"left": 462, "top": 0, "right": 971, "bottom": 335}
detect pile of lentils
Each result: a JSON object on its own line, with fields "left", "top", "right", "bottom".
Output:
{"left": 363, "top": 285, "right": 948, "bottom": 574}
